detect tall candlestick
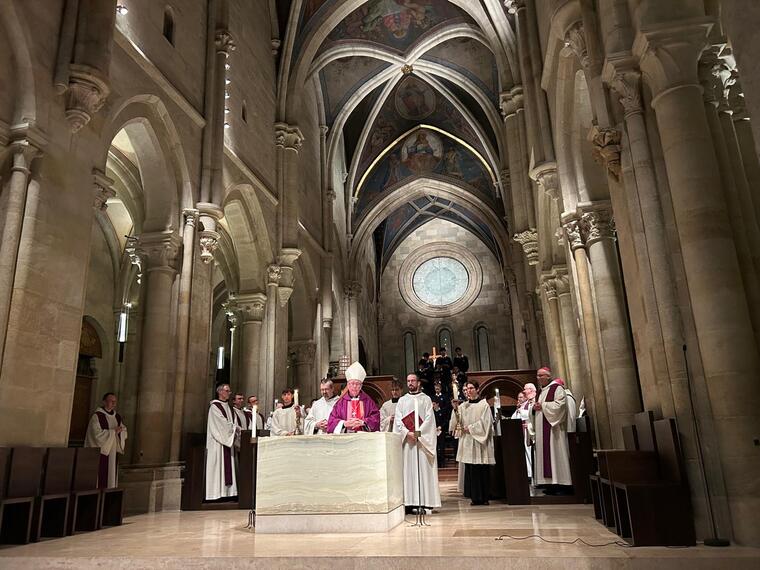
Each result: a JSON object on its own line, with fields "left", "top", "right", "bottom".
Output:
{"left": 294, "top": 389, "right": 299, "bottom": 407}
{"left": 414, "top": 398, "right": 420, "bottom": 432}
{"left": 494, "top": 388, "right": 501, "bottom": 408}
{"left": 251, "top": 405, "right": 258, "bottom": 439}
{"left": 452, "top": 381, "right": 459, "bottom": 400}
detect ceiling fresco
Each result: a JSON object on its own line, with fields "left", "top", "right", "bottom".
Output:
{"left": 354, "top": 126, "right": 495, "bottom": 221}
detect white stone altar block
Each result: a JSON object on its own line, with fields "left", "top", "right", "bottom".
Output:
{"left": 255, "top": 431, "right": 404, "bottom": 533}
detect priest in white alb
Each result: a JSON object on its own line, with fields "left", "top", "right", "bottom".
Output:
{"left": 393, "top": 373, "right": 441, "bottom": 512}
{"left": 532, "top": 368, "right": 572, "bottom": 494}
{"left": 244, "top": 395, "right": 264, "bottom": 431}
{"left": 304, "top": 379, "right": 339, "bottom": 435}
{"left": 379, "top": 379, "right": 402, "bottom": 432}
{"left": 205, "top": 383, "right": 240, "bottom": 500}
{"left": 85, "top": 392, "right": 127, "bottom": 489}
{"left": 270, "top": 388, "right": 302, "bottom": 436}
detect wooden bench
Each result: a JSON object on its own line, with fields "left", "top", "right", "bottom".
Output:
{"left": 68, "top": 447, "right": 101, "bottom": 534}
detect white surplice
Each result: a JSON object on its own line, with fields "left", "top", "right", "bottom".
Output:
{"left": 393, "top": 392, "right": 441, "bottom": 509}
{"left": 448, "top": 407, "right": 465, "bottom": 493}
{"left": 270, "top": 405, "right": 300, "bottom": 436}
{"left": 243, "top": 407, "right": 264, "bottom": 431}
{"left": 232, "top": 407, "right": 248, "bottom": 430}
{"left": 532, "top": 381, "right": 572, "bottom": 485}
{"left": 455, "top": 399, "right": 495, "bottom": 466}
{"left": 379, "top": 398, "right": 398, "bottom": 432}
{"left": 304, "top": 395, "right": 339, "bottom": 434}
{"left": 565, "top": 390, "right": 577, "bottom": 433}
{"left": 84, "top": 407, "right": 127, "bottom": 488}
{"left": 206, "top": 399, "right": 239, "bottom": 500}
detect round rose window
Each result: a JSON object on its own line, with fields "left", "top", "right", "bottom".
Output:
{"left": 412, "top": 257, "right": 469, "bottom": 306}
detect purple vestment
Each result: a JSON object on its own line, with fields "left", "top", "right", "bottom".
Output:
{"left": 327, "top": 391, "right": 380, "bottom": 433}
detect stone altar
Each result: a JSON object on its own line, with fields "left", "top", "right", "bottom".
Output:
{"left": 255, "top": 432, "right": 404, "bottom": 533}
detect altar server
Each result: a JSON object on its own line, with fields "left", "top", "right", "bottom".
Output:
{"left": 304, "top": 379, "right": 340, "bottom": 434}
{"left": 393, "top": 373, "right": 441, "bottom": 511}
{"left": 205, "top": 383, "right": 239, "bottom": 500}
{"left": 244, "top": 396, "right": 264, "bottom": 431}
{"left": 271, "top": 388, "right": 302, "bottom": 436}
{"left": 379, "top": 380, "right": 402, "bottom": 432}
{"left": 85, "top": 392, "right": 127, "bottom": 489}
{"left": 327, "top": 362, "right": 381, "bottom": 433}
{"left": 454, "top": 381, "right": 495, "bottom": 505}
{"left": 532, "top": 369, "right": 572, "bottom": 493}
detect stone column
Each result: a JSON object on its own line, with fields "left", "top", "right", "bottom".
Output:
{"left": 539, "top": 276, "right": 567, "bottom": 379}
{"left": 637, "top": 25, "right": 760, "bottom": 544}
{"left": 133, "top": 231, "right": 181, "bottom": 465}
{"left": 344, "top": 281, "right": 361, "bottom": 363}
{"left": 0, "top": 135, "right": 43, "bottom": 369}
{"left": 290, "top": 341, "right": 317, "bottom": 400}
{"left": 275, "top": 123, "right": 305, "bottom": 249}
{"left": 237, "top": 292, "right": 266, "bottom": 399}
{"left": 580, "top": 206, "right": 641, "bottom": 447}
{"left": 210, "top": 29, "right": 234, "bottom": 204}
{"left": 727, "top": 81, "right": 760, "bottom": 224}
{"left": 277, "top": 248, "right": 301, "bottom": 307}
{"left": 564, "top": 218, "right": 613, "bottom": 448}
{"left": 555, "top": 271, "right": 585, "bottom": 399}
{"left": 263, "top": 264, "right": 280, "bottom": 416}
{"left": 169, "top": 209, "right": 198, "bottom": 461}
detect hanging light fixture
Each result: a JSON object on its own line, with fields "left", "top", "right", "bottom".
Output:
{"left": 116, "top": 5, "right": 129, "bottom": 15}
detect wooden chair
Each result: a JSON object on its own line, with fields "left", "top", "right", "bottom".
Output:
{"left": 32, "top": 448, "right": 75, "bottom": 541}
{"left": 0, "top": 447, "right": 45, "bottom": 544}
{"left": 68, "top": 447, "right": 101, "bottom": 534}
{"left": 612, "top": 418, "right": 696, "bottom": 546}
{"left": 99, "top": 486, "right": 124, "bottom": 528}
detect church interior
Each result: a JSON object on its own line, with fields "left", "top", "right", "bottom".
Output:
{"left": 1, "top": 0, "right": 760, "bottom": 567}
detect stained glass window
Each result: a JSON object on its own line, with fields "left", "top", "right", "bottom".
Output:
{"left": 412, "top": 257, "right": 469, "bottom": 306}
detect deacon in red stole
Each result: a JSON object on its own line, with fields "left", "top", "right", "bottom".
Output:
{"left": 532, "top": 367, "right": 572, "bottom": 492}
{"left": 85, "top": 392, "right": 127, "bottom": 489}
{"left": 327, "top": 362, "right": 380, "bottom": 433}
{"left": 205, "top": 383, "right": 240, "bottom": 500}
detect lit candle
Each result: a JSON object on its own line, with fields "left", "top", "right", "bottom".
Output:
{"left": 494, "top": 388, "right": 501, "bottom": 408}
{"left": 216, "top": 346, "right": 225, "bottom": 369}
{"left": 294, "top": 389, "right": 299, "bottom": 407}
{"left": 251, "top": 405, "right": 258, "bottom": 440}
{"left": 452, "top": 381, "right": 459, "bottom": 400}
{"left": 414, "top": 398, "right": 420, "bottom": 432}
{"left": 274, "top": 398, "right": 279, "bottom": 409}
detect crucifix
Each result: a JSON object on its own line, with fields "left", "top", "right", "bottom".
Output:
{"left": 429, "top": 346, "right": 441, "bottom": 365}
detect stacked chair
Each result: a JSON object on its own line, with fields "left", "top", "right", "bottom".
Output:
{"left": 589, "top": 411, "right": 696, "bottom": 546}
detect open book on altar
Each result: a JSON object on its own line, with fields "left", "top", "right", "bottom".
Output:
{"left": 401, "top": 411, "right": 424, "bottom": 432}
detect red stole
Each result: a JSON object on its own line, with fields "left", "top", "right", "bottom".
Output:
{"left": 212, "top": 402, "right": 233, "bottom": 486}
{"left": 542, "top": 384, "right": 560, "bottom": 478}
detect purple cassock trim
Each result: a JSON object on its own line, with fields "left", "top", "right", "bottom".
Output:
{"left": 542, "top": 383, "right": 560, "bottom": 479}
{"left": 212, "top": 402, "right": 233, "bottom": 487}
{"left": 95, "top": 411, "right": 122, "bottom": 489}
{"left": 244, "top": 410, "right": 252, "bottom": 425}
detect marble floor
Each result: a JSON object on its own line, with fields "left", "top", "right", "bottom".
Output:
{"left": 1, "top": 482, "right": 758, "bottom": 569}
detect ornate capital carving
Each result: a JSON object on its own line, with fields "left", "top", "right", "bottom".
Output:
{"left": 274, "top": 122, "right": 304, "bottom": 151}
{"left": 697, "top": 46, "right": 726, "bottom": 107}
{"left": 290, "top": 341, "right": 317, "bottom": 365}
{"left": 138, "top": 231, "right": 182, "bottom": 272}
{"left": 215, "top": 30, "right": 236, "bottom": 57}
{"left": 727, "top": 74, "right": 747, "bottom": 119}
{"left": 555, "top": 272, "right": 571, "bottom": 296}
{"left": 183, "top": 208, "right": 200, "bottom": 228}
{"left": 198, "top": 231, "right": 219, "bottom": 264}
{"left": 344, "top": 280, "right": 362, "bottom": 299}
{"left": 504, "top": 0, "right": 525, "bottom": 14}
{"left": 588, "top": 125, "right": 622, "bottom": 181}
{"left": 326, "top": 187, "right": 337, "bottom": 202}
{"left": 580, "top": 208, "right": 615, "bottom": 245}
{"left": 64, "top": 65, "right": 110, "bottom": 133}
{"left": 529, "top": 161, "right": 559, "bottom": 200}
{"left": 237, "top": 292, "right": 267, "bottom": 323}
{"left": 8, "top": 124, "right": 46, "bottom": 172}
{"left": 513, "top": 228, "right": 539, "bottom": 265}
{"left": 563, "top": 219, "right": 585, "bottom": 251}
{"left": 267, "top": 264, "right": 282, "bottom": 286}
{"left": 603, "top": 59, "right": 643, "bottom": 118}
{"left": 92, "top": 168, "right": 115, "bottom": 211}
{"left": 276, "top": 248, "right": 302, "bottom": 306}
{"left": 564, "top": 21, "right": 590, "bottom": 70}
{"left": 500, "top": 85, "right": 524, "bottom": 118}
{"left": 540, "top": 277, "right": 558, "bottom": 301}
{"left": 633, "top": 21, "right": 712, "bottom": 99}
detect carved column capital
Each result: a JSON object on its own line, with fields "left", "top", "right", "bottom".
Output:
{"left": 529, "top": 161, "right": 559, "bottom": 200}
{"left": 343, "top": 280, "right": 362, "bottom": 298}
{"left": 562, "top": 219, "right": 585, "bottom": 251}
{"left": 237, "top": 292, "right": 267, "bottom": 323}
{"left": 196, "top": 202, "right": 223, "bottom": 264}
{"left": 588, "top": 125, "right": 622, "bottom": 181}
{"left": 92, "top": 168, "right": 115, "bottom": 211}
{"left": 290, "top": 341, "right": 317, "bottom": 365}
{"left": 8, "top": 123, "right": 46, "bottom": 172}
{"left": 603, "top": 56, "right": 644, "bottom": 118}
{"left": 277, "top": 248, "right": 302, "bottom": 306}
{"left": 580, "top": 207, "right": 615, "bottom": 246}
{"left": 564, "top": 21, "right": 590, "bottom": 71}
{"left": 540, "top": 276, "right": 558, "bottom": 301}
{"left": 267, "top": 264, "right": 282, "bottom": 286}
{"left": 697, "top": 46, "right": 726, "bottom": 107}
{"left": 182, "top": 208, "right": 200, "bottom": 228}
{"left": 274, "top": 122, "right": 304, "bottom": 152}
{"left": 138, "top": 231, "right": 182, "bottom": 272}
{"left": 64, "top": 64, "right": 110, "bottom": 133}
{"left": 513, "top": 228, "right": 539, "bottom": 265}
{"left": 215, "top": 30, "right": 236, "bottom": 57}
